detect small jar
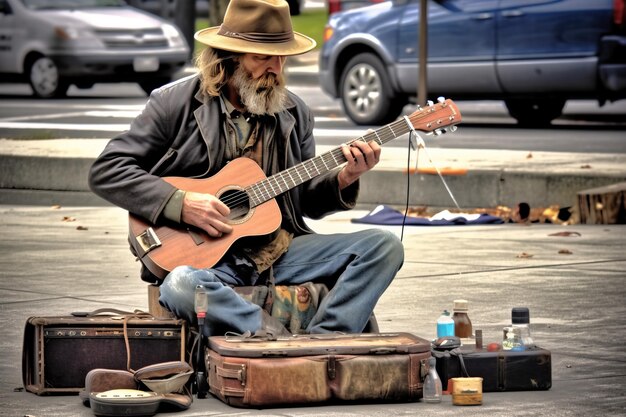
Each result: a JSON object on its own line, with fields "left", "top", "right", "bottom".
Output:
{"left": 452, "top": 299, "right": 473, "bottom": 338}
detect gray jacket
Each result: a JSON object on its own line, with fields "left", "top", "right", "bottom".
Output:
{"left": 88, "top": 74, "right": 359, "bottom": 236}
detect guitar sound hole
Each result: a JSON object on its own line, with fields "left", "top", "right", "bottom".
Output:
{"left": 220, "top": 189, "right": 251, "bottom": 222}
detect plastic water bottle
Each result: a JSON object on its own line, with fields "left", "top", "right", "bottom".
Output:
{"left": 423, "top": 356, "right": 442, "bottom": 403}
{"left": 436, "top": 310, "right": 455, "bottom": 338}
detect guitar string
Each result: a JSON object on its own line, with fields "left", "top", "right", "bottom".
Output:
{"left": 217, "top": 108, "right": 447, "bottom": 209}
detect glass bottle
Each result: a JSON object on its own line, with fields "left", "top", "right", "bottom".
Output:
{"left": 512, "top": 307, "right": 534, "bottom": 348}
{"left": 436, "top": 310, "right": 455, "bottom": 338}
{"left": 453, "top": 299, "right": 473, "bottom": 338}
{"left": 423, "top": 356, "right": 442, "bottom": 403}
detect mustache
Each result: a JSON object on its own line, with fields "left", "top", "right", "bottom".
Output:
{"left": 254, "top": 73, "right": 283, "bottom": 92}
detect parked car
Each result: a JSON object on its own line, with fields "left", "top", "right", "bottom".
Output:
{"left": 126, "top": 0, "right": 209, "bottom": 17}
{"left": 319, "top": 0, "right": 626, "bottom": 126}
{"left": 0, "top": 0, "right": 190, "bottom": 98}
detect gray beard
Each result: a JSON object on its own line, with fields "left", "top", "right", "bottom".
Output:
{"left": 231, "top": 65, "right": 288, "bottom": 116}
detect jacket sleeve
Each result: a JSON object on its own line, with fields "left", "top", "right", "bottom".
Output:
{"left": 88, "top": 90, "right": 178, "bottom": 223}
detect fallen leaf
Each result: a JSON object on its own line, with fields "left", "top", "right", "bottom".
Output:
{"left": 526, "top": 152, "right": 533, "bottom": 159}
{"left": 580, "top": 164, "right": 592, "bottom": 169}
{"left": 62, "top": 216, "right": 76, "bottom": 222}
{"left": 548, "top": 231, "right": 581, "bottom": 237}
{"left": 516, "top": 252, "right": 534, "bottom": 259}
{"left": 558, "top": 249, "right": 573, "bottom": 255}
{"left": 51, "top": 205, "right": 62, "bottom": 210}
{"left": 76, "top": 225, "right": 89, "bottom": 231}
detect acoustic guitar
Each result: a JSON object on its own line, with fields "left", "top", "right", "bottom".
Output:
{"left": 129, "top": 98, "right": 462, "bottom": 279}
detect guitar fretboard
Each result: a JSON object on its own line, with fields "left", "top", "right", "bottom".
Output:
{"left": 246, "top": 118, "right": 411, "bottom": 208}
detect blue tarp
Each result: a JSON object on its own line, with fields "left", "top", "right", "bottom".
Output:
{"left": 352, "top": 205, "right": 505, "bottom": 226}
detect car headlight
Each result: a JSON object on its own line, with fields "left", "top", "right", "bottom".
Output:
{"left": 54, "top": 26, "right": 92, "bottom": 40}
{"left": 162, "top": 23, "right": 186, "bottom": 48}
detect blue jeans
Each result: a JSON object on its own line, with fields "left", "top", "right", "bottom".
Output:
{"left": 159, "top": 228, "right": 404, "bottom": 336}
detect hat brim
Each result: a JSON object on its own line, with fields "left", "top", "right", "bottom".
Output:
{"left": 194, "top": 27, "right": 316, "bottom": 56}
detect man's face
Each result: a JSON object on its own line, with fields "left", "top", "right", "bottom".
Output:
{"left": 239, "top": 54, "right": 287, "bottom": 79}
{"left": 231, "top": 53, "right": 288, "bottom": 116}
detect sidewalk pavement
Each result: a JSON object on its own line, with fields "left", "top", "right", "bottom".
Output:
{"left": 0, "top": 205, "right": 625, "bottom": 416}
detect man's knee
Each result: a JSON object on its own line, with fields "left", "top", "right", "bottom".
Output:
{"left": 363, "top": 229, "right": 404, "bottom": 265}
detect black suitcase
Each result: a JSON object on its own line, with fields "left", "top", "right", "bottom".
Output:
{"left": 22, "top": 309, "right": 187, "bottom": 394}
{"left": 433, "top": 346, "right": 552, "bottom": 392}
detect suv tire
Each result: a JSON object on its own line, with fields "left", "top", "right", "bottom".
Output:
{"left": 339, "top": 53, "right": 405, "bottom": 125}
{"left": 139, "top": 77, "right": 172, "bottom": 96}
{"left": 505, "top": 99, "right": 565, "bottom": 127}
{"left": 28, "top": 56, "right": 69, "bottom": 98}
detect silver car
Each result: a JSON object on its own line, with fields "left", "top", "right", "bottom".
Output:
{"left": 0, "top": 0, "right": 190, "bottom": 98}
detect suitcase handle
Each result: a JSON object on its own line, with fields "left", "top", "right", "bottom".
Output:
{"left": 71, "top": 308, "right": 150, "bottom": 318}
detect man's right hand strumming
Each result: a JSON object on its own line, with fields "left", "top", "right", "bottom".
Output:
{"left": 181, "top": 191, "right": 233, "bottom": 238}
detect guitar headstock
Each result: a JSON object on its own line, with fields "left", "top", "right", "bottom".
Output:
{"left": 408, "top": 97, "right": 462, "bottom": 135}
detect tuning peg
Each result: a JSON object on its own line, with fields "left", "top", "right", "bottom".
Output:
{"left": 427, "top": 100, "right": 434, "bottom": 107}
{"left": 437, "top": 97, "right": 445, "bottom": 103}
{"left": 433, "top": 129, "right": 443, "bottom": 136}
{"left": 448, "top": 126, "right": 458, "bottom": 133}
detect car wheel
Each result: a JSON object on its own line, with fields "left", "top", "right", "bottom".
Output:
{"left": 139, "top": 77, "right": 172, "bottom": 96}
{"left": 339, "top": 53, "right": 405, "bottom": 125}
{"left": 505, "top": 99, "right": 565, "bottom": 127}
{"left": 286, "top": 0, "right": 300, "bottom": 15}
{"left": 28, "top": 56, "right": 69, "bottom": 98}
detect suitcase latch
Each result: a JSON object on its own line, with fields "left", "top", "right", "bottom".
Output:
{"left": 327, "top": 355, "right": 336, "bottom": 380}
{"left": 420, "top": 358, "right": 428, "bottom": 380}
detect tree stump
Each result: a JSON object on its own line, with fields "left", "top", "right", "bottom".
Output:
{"left": 577, "top": 182, "right": 626, "bottom": 224}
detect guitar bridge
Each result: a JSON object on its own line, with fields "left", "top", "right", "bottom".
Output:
{"left": 136, "top": 227, "right": 162, "bottom": 255}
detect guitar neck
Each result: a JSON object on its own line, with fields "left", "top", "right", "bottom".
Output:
{"left": 246, "top": 118, "right": 409, "bottom": 208}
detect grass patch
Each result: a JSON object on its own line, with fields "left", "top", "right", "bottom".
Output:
{"left": 291, "top": 9, "right": 328, "bottom": 48}
{"left": 194, "top": 10, "right": 328, "bottom": 55}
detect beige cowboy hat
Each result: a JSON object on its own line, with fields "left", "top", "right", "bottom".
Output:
{"left": 194, "top": 0, "right": 316, "bottom": 56}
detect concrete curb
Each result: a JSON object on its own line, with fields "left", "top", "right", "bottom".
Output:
{"left": 2, "top": 139, "right": 626, "bottom": 209}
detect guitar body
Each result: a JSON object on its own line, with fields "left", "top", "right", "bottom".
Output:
{"left": 129, "top": 158, "right": 281, "bottom": 279}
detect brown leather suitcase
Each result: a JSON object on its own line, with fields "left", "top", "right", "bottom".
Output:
{"left": 205, "top": 332, "right": 431, "bottom": 407}
{"left": 22, "top": 309, "right": 187, "bottom": 395}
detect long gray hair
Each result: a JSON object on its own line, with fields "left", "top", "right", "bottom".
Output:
{"left": 194, "top": 47, "right": 240, "bottom": 96}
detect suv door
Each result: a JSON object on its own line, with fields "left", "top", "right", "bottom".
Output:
{"left": 0, "top": 0, "right": 15, "bottom": 73}
{"left": 496, "top": 0, "right": 612, "bottom": 93}
{"left": 397, "top": 0, "right": 500, "bottom": 95}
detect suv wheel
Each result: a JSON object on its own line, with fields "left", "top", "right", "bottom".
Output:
{"left": 28, "top": 56, "right": 69, "bottom": 98}
{"left": 339, "top": 53, "right": 405, "bottom": 125}
{"left": 286, "top": 0, "right": 300, "bottom": 15}
{"left": 139, "top": 77, "right": 172, "bottom": 96}
{"left": 505, "top": 99, "right": 565, "bottom": 127}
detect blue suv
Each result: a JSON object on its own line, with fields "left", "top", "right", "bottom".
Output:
{"left": 319, "top": 0, "right": 626, "bottom": 126}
